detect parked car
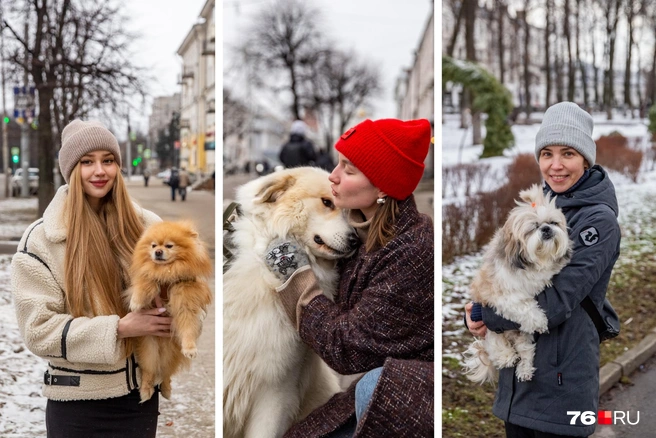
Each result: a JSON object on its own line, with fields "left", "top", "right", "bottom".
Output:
{"left": 157, "top": 168, "right": 172, "bottom": 184}
{"left": 11, "top": 167, "right": 39, "bottom": 196}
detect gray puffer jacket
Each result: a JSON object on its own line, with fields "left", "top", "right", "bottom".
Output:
{"left": 482, "top": 165, "right": 621, "bottom": 436}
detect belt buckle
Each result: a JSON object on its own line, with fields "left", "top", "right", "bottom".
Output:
{"left": 45, "top": 371, "right": 52, "bottom": 385}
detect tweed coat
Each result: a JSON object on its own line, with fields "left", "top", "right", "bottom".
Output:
{"left": 11, "top": 185, "right": 161, "bottom": 401}
{"left": 280, "top": 196, "right": 434, "bottom": 437}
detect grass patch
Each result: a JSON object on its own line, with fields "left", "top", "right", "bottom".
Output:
{"left": 442, "top": 191, "right": 656, "bottom": 437}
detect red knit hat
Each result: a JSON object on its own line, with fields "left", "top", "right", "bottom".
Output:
{"left": 334, "top": 118, "right": 431, "bottom": 200}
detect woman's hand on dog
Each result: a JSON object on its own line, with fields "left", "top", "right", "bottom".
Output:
{"left": 264, "top": 239, "right": 310, "bottom": 283}
{"left": 117, "top": 307, "right": 172, "bottom": 338}
{"left": 465, "top": 302, "right": 487, "bottom": 338}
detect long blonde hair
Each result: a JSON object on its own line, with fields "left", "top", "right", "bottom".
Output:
{"left": 365, "top": 197, "right": 399, "bottom": 252}
{"left": 64, "top": 164, "right": 144, "bottom": 317}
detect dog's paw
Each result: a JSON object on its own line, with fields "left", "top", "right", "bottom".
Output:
{"left": 521, "top": 312, "right": 549, "bottom": 334}
{"left": 495, "top": 353, "right": 520, "bottom": 369}
{"left": 515, "top": 363, "right": 536, "bottom": 382}
{"left": 161, "top": 385, "right": 172, "bottom": 400}
{"left": 182, "top": 346, "right": 198, "bottom": 359}
{"left": 139, "top": 386, "right": 155, "bottom": 403}
{"left": 129, "top": 297, "right": 145, "bottom": 312}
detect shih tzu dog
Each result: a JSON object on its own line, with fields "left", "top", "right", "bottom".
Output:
{"left": 463, "top": 184, "right": 572, "bottom": 383}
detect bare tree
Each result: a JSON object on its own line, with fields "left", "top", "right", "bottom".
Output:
{"left": 600, "top": 0, "right": 624, "bottom": 119}
{"left": 545, "top": 0, "right": 553, "bottom": 107}
{"left": 445, "top": 0, "right": 464, "bottom": 57}
{"left": 565, "top": 0, "right": 576, "bottom": 101}
{"left": 496, "top": 0, "right": 506, "bottom": 84}
{"left": 576, "top": 0, "right": 589, "bottom": 108}
{"left": 647, "top": 2, "right": 656, "bottom": 105}
{"left": 518, "top": 6, "right": 532, "bottom": 118}
{"left": 3, "top": 0, "right": 145, "bottom": 215}
{"left": 590, "top": 2, "right": 602, "bottom": 107}
{"left": 306, "top": 48, "right": 380, "bottom": 150}
{"left": 242, "top": 0, "right": 322, "bottom": 120}
{"left": 624, "top": 0, "right": 637, "bottom": 114}
{"left": 223, "top": 87, "right": 249, "bottom": 142}
{"left": 463, "top": 0, "right": 482, "bottom": 144}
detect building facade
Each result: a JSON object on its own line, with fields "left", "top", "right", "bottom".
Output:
{"left": 177, "top": 0, "right": 215, "bottom": 174}
{"left": 395, "top": 4, "right": 435, "bottom": 179}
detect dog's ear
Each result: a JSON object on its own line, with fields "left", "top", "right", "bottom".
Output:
{"left": 518, "top": 183, "right": 543, "bottom": 206}
{"left": 255, "top": 175, "right": 296, "bottom": 203}
{"left": 498, "top": 218, "right": 530, "bottom": 270}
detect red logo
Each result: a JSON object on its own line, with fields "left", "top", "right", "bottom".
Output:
{"left": 341, "top": 127, "right": 356, "bottom": 140}
{"left": 598, "top": 410, "right": 612, "bottom": 425}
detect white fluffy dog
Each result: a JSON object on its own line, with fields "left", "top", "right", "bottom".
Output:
{"left": 223, "top": 167, "right": 358, "bottom": 438}
{"left": 463, "top": 184, "right": 572, "bottom": 383}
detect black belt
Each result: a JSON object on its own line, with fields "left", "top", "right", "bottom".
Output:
{"left": 44, "top": 371, "right": 80, "bottom": 386}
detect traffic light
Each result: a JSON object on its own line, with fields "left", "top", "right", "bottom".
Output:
{"left": 132, "top": 156, "right": 142, "bottom": 167}
{"left": 11, "top": 146, "right": 19, "bottom": 164}
{"left": 12, "top": 154, "right": 19, "bottom": 164}
{"left": 3, "top": 116, "right": 9, "bottom": 124}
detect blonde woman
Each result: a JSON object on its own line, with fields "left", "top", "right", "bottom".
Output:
{"left": 11, "top": 120, "right": 168, "bottom": 438}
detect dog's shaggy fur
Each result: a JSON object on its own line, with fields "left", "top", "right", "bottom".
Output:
{"left": 128, "top": 221, "right": 213, "bottom": 402}
{"left": 223, "top": 167, "right": 358, "bottom": 438}
{"left": 463, "top": 184, "right": 572, "bottom": 383}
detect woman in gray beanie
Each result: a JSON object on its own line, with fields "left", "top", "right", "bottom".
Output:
{"left": 11, "top": 120, "right": 167, "bottom": 437}
{"left": 466, "top": 102, "right": 621, "bottom": 437}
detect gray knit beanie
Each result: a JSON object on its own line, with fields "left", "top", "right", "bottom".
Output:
{"left": 59, "top": 120, "right": 121, "bottom": 183}
{"left": 535, "top": 102, "right": 596, "bottom": 167}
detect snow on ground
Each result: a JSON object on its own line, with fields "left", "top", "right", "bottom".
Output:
{"left": 0, "top": 198, "right": 38, "bottom": 241}
{"left": 441, "top": 111, "right": 656, "bottom": 359}
{"left": 0, "top": 254, "right": 46, "bottom": 437}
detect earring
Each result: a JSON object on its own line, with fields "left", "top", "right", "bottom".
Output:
{"left": 377, "top": 197, "right": 386, "bottom": 205}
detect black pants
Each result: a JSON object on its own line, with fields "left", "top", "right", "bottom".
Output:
{"left": 46, "top": 389, "right": 159, "bottom": 438}
{"left": 505, "top": 422, "right": 586, "bottom": 438}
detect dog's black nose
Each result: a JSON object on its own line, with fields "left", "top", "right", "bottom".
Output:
{"left": 540, "top": 225, "right": 554, "bottom": 240}
{"left": 347, "top": 232, "right": 360, "bottom": 250}
{"left": 155, "top": 249, "right": 163, "bottom": 257}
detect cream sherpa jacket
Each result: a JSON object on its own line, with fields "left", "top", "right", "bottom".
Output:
{"left": 11, "top": 185, "right": 161, "bottom": 401}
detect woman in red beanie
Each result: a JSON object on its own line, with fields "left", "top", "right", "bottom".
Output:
{"left": 264, "top": 118, "right": 434, "bottom": 437}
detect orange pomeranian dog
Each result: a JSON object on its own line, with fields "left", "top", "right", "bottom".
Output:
{"left": 128, "top": 220, "right": 213, "bottom": 403}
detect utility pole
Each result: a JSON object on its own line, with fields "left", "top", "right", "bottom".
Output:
{"left": 0, "top": 4, "right": 9, "bottom": 198}
{"left": 126, "top": 110, "right": 131, "bottom": 181}
{"left": 20, "top": 22, "right": 29, "bottom": 198}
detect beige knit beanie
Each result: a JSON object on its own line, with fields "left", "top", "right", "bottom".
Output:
{"left": 59, "top": 120, "right": 121, "bottom": 183}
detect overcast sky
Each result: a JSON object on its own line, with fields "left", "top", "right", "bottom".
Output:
{"left": 121, "top": 0, "right": 208, "bottom": 134}
{"left": 222, "top": 0, "right": 433, "bottom": 121}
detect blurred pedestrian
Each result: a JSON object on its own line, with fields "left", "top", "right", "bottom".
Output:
{"left": 11, "top": 119, "right": 167, "bottom": 438}
{"left": 178, "top": 166, "right": 190, "bottom": 201}
{"left": 168, "top": 167, "right": 180, "bottom": 201}
{"left": 142, "top": 167, "right": 151, "bottom": 187}
{"left": 279, "top": 120, "right": 317, "bottom": 168}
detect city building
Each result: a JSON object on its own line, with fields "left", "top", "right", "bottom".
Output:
{"left": 395, "top": 4, "right": 435, "bottom": 179}
{"left": 177, "top": 0, "right": 215, "bottom": 174}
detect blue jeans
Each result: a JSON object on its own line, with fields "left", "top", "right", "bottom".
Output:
{"left": 355, "top": 367, "right": 384, "bottom": 422}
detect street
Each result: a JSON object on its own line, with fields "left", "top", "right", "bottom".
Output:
{"left": 592, "top": 353, "right": 656, "bottom": 438}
